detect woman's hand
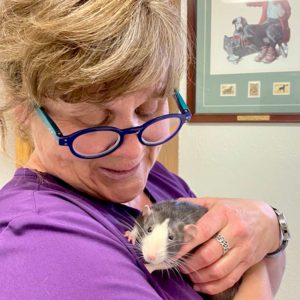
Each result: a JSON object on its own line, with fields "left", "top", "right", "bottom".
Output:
{"left": 176, "top": 197, "right": 282, "bottom": 295}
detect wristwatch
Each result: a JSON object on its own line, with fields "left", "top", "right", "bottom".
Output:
{"left": 267, "top": 207, "right": 291, "bottom": 256}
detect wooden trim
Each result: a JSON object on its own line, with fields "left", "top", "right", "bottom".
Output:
{"left": 157, "top": 0, "right": 181, "bottom": 174}
{"left": 157, "top": 96, "right": 179, "bottom": 174}
{"left": 188, "top": 113, "right": 300, "bottom": 123}
{"left": 158, "top": 135, "right": 178, "bottom": 174}
{"left": 15, "top": 136, "right": 32, "bottom": 168}
{"left": 187, "top": 0, "right": 197, "bottom": 122}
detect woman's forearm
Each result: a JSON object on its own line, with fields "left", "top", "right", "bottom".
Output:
{"left": 234, "top": 252, "right": 286, "bottom": 300}
{"left": 265, "top": 252, "right": 286, "bottom": 295}
{"left": 233, "top": 261, "right": 273, "bottom": 300}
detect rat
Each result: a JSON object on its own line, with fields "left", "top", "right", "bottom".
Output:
{"left": 124, "top": 200, "right": 240, "bottom": 300}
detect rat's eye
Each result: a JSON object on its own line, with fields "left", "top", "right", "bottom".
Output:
{"left": 168, "top": 234, "right": 174, "bottom": 241}
{"left": 147, "top": 226, "right": 153, "bottom": 233}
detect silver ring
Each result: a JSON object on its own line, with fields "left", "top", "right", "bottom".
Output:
{"left": 214, "top": 234, "right": 230, "bottom": 255}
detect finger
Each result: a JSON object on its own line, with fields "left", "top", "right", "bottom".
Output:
{"left": 189, "top": 248, "right": 243, "bottom": 284}
{"left": 193, "top": 260, "right": 247, "bottom": 295}
{"left": 181, "top": 228, "right": 241, "bottom": 274}
{"left": 180, "top": 236, "right": 226, "bottom": 274}
{"left": 193, "top": 268, "right": 245, "bottom": 295}
{"left": 175, "top": 207, "right": 229, "bottom": 259}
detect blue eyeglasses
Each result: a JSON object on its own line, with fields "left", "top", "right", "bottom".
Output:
{"left": 35, "top": 90, "right": 191, "bottom": 159}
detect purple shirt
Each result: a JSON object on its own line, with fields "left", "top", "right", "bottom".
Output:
{"left": 0, "top": 162, "right": 203, "bottom": 300}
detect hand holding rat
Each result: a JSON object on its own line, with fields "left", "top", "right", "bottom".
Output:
{"left": 176, "top": 197, "right": 281, "bottom": 295}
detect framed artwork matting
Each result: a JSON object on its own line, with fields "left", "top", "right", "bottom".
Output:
{"left": 187, "top": 0, "right": 300, "bottom": 122}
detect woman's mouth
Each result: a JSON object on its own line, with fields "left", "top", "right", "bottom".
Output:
{"left": 99, "top": 164, "right": 140, "bottom": 180}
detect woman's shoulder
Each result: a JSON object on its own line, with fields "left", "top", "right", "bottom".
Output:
{"left": 147, "top": 161, "right": 196, "bottom": 201}
{"left": 0, "top": 168, "right": 120, "bottom": 238}
{"left": 0, "top": 168, "right": 38, "bottom": 223}
{"left": 0, "top": 192, "right": 162, "bottom": 299}
{"left": 0, "top": 170, "right": 138, "bottom": 295}
{"left": 0, "top": 168, "right": 83, "bottom": 216}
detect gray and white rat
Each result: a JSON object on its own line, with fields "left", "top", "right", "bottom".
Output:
{"left": 125, "top": 200, "right": 240, "bottom": 300}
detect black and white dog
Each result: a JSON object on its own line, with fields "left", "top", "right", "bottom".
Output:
{"left": 232, "top": 16, "right": 248, "bottom": 34}
{"left": 224, "top": 16, "right": 258, "bottom": 64}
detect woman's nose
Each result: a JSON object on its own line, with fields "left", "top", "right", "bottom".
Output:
{"left": 111, "top": 131, "right": 144, "bottom": 159}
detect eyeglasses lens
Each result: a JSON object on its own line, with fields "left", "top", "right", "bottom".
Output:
{"left": 141, "top": 117, "right": 181, "bottom": 145}
{"left": 72, "top": 116, "right": 181, "bottom": 157}
{"left": 73, "top": 131, "right": 120, "bottom": 156}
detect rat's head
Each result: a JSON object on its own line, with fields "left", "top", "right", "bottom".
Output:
{"left": 139, "top": 205, "right": 196, "bottom": 266}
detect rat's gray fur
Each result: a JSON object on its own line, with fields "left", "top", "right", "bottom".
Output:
{"left": 131, "top": 200, "right": 241, "bottom": 300}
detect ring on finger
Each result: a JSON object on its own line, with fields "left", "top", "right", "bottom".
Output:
{"left": 214, "top": 233, "right": 230, "bottom": 255}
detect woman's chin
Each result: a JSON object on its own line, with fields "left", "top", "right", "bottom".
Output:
{"left": 89, "top": 166, "right": 147, "bottom": 203}
{"left": 107, "top": 189, "right": 142, "bottom": 204}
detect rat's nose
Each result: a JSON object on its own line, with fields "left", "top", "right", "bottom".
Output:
{"left": 146, "top": 254, "right": 157, "bottom": 262}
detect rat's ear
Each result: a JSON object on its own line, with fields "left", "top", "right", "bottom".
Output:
{"left": 142, "top": 205, "right": 152, "bottom": 217}
{"left": 183, "top": 224, "right": 198, "bottom": 243}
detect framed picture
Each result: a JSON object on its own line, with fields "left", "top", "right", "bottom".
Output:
{"left": 187, "top": 0, "right": 300, "bottom": 122}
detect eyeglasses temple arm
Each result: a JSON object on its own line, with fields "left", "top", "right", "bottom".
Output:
{"left": 35, "top": 107, "right": 63, "bottom": 140}
{"left": 174, "top": 90, "right": 192, "bottom": 121}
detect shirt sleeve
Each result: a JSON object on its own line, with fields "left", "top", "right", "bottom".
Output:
{"left": 0, "top": 213, "right": 164, "bottom": 300}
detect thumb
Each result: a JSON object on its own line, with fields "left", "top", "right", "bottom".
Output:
{"left": 175, "top": 235, "right": 200, "bottom": 260}
{"left": 174, "top": 202, "right": 228, "bottom": 259}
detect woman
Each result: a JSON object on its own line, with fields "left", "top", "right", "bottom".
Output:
{"left": 0, "top": 1, "right": 287, "bottom": 299}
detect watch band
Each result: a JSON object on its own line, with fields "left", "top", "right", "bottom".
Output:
{"left": 267, "top": 207, "right": 291, "bottom": 256}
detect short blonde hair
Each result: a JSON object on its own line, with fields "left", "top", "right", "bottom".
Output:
{"left": 0, "top": 0, "right": 185, "bottom": 144}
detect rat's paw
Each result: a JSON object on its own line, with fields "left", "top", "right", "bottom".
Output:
{"left": 124, "top": 230, "right": 136, "bottom": 244}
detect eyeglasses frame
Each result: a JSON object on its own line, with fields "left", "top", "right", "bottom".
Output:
{"left": 35, "top": 90, "right": 191, "bottom": 159}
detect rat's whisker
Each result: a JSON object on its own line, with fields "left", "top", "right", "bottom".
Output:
{"left": 118, "top": 211, "right": 138, "bottom": 230}
{"left": 173, "top": 266, "right": 184, "bottom": 280}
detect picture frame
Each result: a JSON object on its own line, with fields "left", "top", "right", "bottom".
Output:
{"left": 187, "top": 0, "right": 300, "bottom": 122}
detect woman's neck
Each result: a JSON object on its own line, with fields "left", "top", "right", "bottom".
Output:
{"left": 123, "top": 191, "right": 152, "bottom": 210}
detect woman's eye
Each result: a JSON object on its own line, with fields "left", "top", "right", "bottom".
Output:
{"left": 76, "top": 110, "right": 111, "bottom": 127}
{"left": 135, "top": 99, "right": 163, "bottom": 118}
{"left": 147, "top": 226, "right": 153, "bottom": 233}
{"left": 136, "top": 108, "right": 156, "bottom": 118}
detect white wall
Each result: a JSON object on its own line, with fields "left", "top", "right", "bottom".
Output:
{"left": 0, "top": 130, "right": 15, "bottom": 187}
{"left": 179, "top": 2, "right": 299, "bottom": 298}
{"left": 0, "top": 82, "right": 16, "bottom": 187}
{"left": 179, "top": 123, "right": 300, "bottom": 300}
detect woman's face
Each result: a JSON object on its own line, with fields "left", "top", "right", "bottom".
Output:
{"left": 27, "top": 87, "right": 168, "bottom": 203}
